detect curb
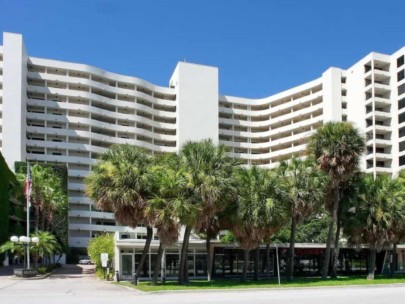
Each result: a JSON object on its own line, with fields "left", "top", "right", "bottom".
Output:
{"left": 10, "top": 268, "right": 61, "bottom": 280}
{"left": 126, "top": 282, "right": 405, "bottom": 295}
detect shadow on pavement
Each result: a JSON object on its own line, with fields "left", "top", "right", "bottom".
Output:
{"left": 0, "top": 265, "right": 15, "bottom": 277}
{"left": 49, "top": 264, "right": 95, "bottom": 279}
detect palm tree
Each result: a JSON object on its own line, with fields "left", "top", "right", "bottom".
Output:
{"left": 0, "top": 241, "right": 25, "bottom": 264}
{"left": 278, "top": 157, "right": 328, "bottom": 281}
{"left": 85, "top": 144, "right": 153, "bottom": 278}
{"left": 17, "top": 164, "right": 67, "bottom": 233}
{"left": 145, "top": 156, "right": 189, "bottom": 285}
{"left": 390, "top": 170, "right": 405, "bottom": 275}
{"left": 177, "top": 139, "right": 237, "bottom": 285}
{"left": 343, "top": 174, "right": 405, "bottom": 280}
{"left": 30, "top": 231, "right": 61, "bottom": 266}
{"left": 307, "top": 121, "right": 365, "bottom": 279}
{"left": 228, "top": 166, "right": 285, "bottom": 282}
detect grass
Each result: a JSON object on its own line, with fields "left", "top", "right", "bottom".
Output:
{"left": 116, "top": 274, "right": 405, "bottom": 292}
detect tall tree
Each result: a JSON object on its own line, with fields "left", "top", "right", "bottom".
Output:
{"left": 18, "top": 165, "right": 67, "bottom": 234}
{"left": 343, "top": 174, "right": 405, "bottom": 279}
{"left": 307, "top": 121, "right": 365, "bottom": 279}
{"left": 227, "top": 166, "right": 285, "bottom": 282}
{"left": 85, "top": 144, "right": 153, "bottom": 278}
{"left": 278, "top": 157, "right": 328, "bottom": 281}
{"left": 145, "top": 156, "right": 189, "bottom": 285}
{"left": 177, "top": 139, "right": 237, "bottom": 285}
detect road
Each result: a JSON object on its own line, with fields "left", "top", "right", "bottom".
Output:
{"left": 1, "top": 265, "right": 405, "bottom": 304}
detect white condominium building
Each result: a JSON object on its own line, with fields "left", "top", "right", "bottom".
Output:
{"left": 0, "top": 32, "right": 404, "bottom": 247}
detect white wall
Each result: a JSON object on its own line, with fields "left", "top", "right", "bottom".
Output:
{"left": 2, "top": 33, "right": 27, "bottom": 170}
{"left": 322, "top": 67, "right": 343, "bottom": 122}
{"left": 170, "top": 62, "right": 219, "bottom": 149}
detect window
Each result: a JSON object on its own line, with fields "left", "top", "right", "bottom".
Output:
{"left": 400, "top": 126, "right": 405, "bottom": 138}
{"left": 398, "top": 55, "right": 405, "bottom": 68}
{"left": 398, "top": 70, "right": 405, "bottom": 82}
{"left": 400, "top": 156, "right": 405, "bottom": 166}
{"left": 400, "top": 141, "right": 405, "bottom": 152}
{"left": 399, "top": 98, "right": 405, "bottom": 110}
{"left": 399, "top": 112, "right": 405, "bottom": 124}
{"left": 399, "top": 84, "right": 405, "bottom": 96}
{"left": 365, "top": 65, "right": 372, "bottom": 73}
{"left": 376, "top": 161, "right": 385, "bottom": 167}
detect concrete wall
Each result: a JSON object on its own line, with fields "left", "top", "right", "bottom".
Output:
{"left": 170, "top": 62, "right": 219, "bottom": 149}
{"left": 2, "top": 32, "right": 28, "bottom": 170}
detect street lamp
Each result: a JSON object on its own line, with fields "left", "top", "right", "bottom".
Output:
{"left": 10, "top": 235, "right": 39, "bottom": 270}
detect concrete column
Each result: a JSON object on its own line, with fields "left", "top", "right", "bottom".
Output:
{"left": 2, "top": 32, "right": 28, "bottom": 170}
{"left": 169, "top": 62, "right": 219, "bottom": 150}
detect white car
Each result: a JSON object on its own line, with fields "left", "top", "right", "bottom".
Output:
{"left": 78, "top": 257, "right": 93, "bottom": 265}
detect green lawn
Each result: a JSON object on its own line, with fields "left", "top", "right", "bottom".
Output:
{"left": 116, "top": 274, "right": 405, "bottom": 292}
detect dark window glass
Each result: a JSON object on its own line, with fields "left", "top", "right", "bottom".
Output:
{"left": 399, "top": 112, "right": 405, "bottom": 124}
{"left": 400, "top": 141, "right": 405, "bottom": 152}
{"left": 398, "top": 55, "right": 405, "bottom": 68}
{"left": 400, "top": 156, "right": 405, "bottom": 166}
{"left": 398, "top": 70, "right": 405, "bottom": 82}
{"left": 376, "top": 161, "right": 385, "bottom": 167}
{"left": 400, "top": 127, "right": 405, "bottom": 138}
{"left": 399, "top": 84, "right": 405, "bottom": 96}
{"left": 398, "top": 98, "right": 405, "bottom": 110}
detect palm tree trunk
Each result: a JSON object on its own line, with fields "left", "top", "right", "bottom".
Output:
{"left": 136, "top": 226, "right": 153, "bottom": 278}
{"left": 367, "top": 248, "right": 377, "bottom": 280}
{"left": 40, "top": 208, "right": 45, "bottom": 231}
{"left": 206, "top": 237, "right": 212, "bottom": 281}
{"left": 331, "top": 216, "right": 341, "bottom": 278}
{"left": 152, "top": 243, "right": 164, "bottom": 286}
{"left": 287, "top": 217, "right": 297, "bottom": 281}
{"left": 178, "top": 225, "right": 192, "bottom": 285}
{"left": 253, "top": 247, "right": 259, "bottom": 281}
{"left": 242, "top": 249, "right": 249, "bottom": 283}
{"left": 184, "top": 231, "right": 191, "bottom": 284}
{"left": 34, "top": 205, "right": 40, "bottom": 232}
{"left": 161, "top": 246, "right": 166, "bottom": 283}
{"left": 322, "top": 186, "right": 339, "bottom": 279}
{"left": 266, "top": 243, "right": 270, "bottom": 280}
{"left": 391, "top": 243, "right": 397, "bottom": 277}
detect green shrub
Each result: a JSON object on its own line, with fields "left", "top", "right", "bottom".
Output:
{"left": 37, "top": 266, "right": 48, "bottom": 274}
{"left": 87, "top": 233, "right": 114, "bottom": 269}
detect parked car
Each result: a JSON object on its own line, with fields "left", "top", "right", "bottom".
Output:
{"left": 78, "top": 256, "right": 93, "bottom": 265}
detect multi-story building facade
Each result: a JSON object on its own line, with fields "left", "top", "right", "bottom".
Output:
{"left": 1, "top": 32, "right": 404, "bottom": 247}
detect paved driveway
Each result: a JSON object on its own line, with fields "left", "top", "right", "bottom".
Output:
{"left": 1, "top": 265, "right": 405, "bottom": 304}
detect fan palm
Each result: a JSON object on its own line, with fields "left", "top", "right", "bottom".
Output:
{"left": 278, "top": 157, "right": 328, "bottom": 280}
{"left": 307, "top": 121, "right": 365, "bottom": 279}
{"left": 228, "top": 166, "right": 285, "bottom": 282}
{"left": 85, "top": 144, "right": 153, "bottom": 278}
{"left": 343, "top": 174, "right": 405, "bottom": 280}
{"left": 145, "top": 156, "right": 191, "bottom": 285}
{"left": 177, "top": 139, "right": 237, "bottom": 285}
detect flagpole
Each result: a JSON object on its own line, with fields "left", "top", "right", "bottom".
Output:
{"left": 26, "top": 161, "right": 31, "bottom": 270}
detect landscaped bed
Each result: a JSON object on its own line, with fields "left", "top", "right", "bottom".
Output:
{"left": 116, "top": 274, "right": 405, "bottom": 292}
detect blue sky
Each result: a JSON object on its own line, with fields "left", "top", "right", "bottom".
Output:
{"left": 1, "top": 0, "right": 405, "bottom": 98}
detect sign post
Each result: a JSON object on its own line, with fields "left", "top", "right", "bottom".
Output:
{"left": 101, "top": 253, "right": 108, "bottom": 279}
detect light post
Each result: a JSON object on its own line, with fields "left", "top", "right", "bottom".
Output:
{"left": 10, "top": 235, "right": 39, "bottom": 270}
